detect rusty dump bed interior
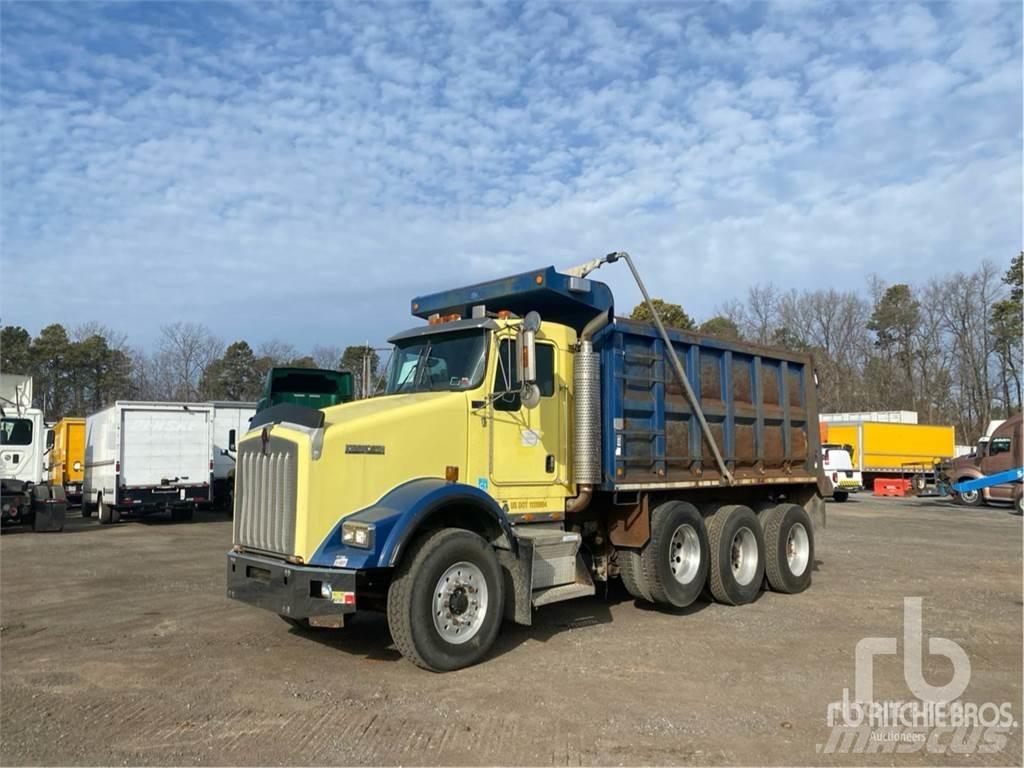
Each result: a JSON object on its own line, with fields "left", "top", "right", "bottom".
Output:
{"left": 595, "top": 319, "right": 822, "bottom": 490}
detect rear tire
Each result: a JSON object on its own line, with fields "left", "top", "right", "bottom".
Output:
{"left": 97, "top": 495, "right": 120, "bottom": 524}
{"left": 387, "top": 528, "right": 503, "bottom": 672}
{"left": 617, "top": 547, "right": 652, "bottom": 602}
{"left": 760, "top": 504, "right": 814, "bottom": 594}
{"left": 640, "top": 501, "right": 709, "bottom": 608}
{"left": 706, "top": 504, "right": 765, "bottom": 606}
{"left": 833, "top": 490, "right": 849, "bottom": 502}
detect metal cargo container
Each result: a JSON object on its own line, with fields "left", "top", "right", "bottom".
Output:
{"left": 597, "top": 319, "right": 822, "bottom": 489}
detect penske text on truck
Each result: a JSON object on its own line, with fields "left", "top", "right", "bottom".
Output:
{"left": 227, "top": 253, "right": 829, "bottom": 671}
{"left": 84, "top": 401, "right": 214, "bottom": 524}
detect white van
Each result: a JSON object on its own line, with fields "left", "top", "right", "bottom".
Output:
{"left": 84, "top": 402, "right": 214, "bottom": 524}
{"left": 823, "top": 443, "right": 862, "bottom": 502}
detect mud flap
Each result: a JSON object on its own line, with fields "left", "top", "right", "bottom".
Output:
{"left": 31, "top": 485, "right": 66, "bottom": 532}
{"left": 804, "top": 493, "right": 826, "bottom": 534}
{"left": 496, "top": 547, "right": 533, "bottom": 626}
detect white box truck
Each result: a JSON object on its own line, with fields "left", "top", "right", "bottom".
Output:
{"left": 83, "top": 401, "right": 214, "bottom": 524}
{"left": 208, "top": 401, "right": 255, "bottom": 510}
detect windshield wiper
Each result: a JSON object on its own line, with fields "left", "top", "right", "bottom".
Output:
{"left": 412, "top": 341, "right": 433, "bottom": 391}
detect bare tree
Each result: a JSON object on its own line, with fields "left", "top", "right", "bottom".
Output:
{"left": 256, "top": 339, "right": 299, "bottom": 365}
{"left": 312, "top": 344, "right": 342, "bottom": 370}
{"left": 154, "top": 322, "right": 223, "bottom": 401}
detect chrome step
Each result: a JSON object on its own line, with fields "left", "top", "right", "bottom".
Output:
{"left": 532, "top": 581, "right": 595, "bottom": 607}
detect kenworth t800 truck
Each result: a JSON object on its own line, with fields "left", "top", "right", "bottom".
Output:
{"left": 227, "top": 253, "right": 828, "bottom": 671}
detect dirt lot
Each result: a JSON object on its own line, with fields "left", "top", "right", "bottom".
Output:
{"left": 1, "top": 495, "right": 1021, "bottom": 766}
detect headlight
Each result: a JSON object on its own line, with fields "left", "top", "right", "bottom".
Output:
{"left": 73, "top": 461, "right": 82, "bottom": 472}
{"left": 341, "top": 521, "right": 373, "bottom": 549}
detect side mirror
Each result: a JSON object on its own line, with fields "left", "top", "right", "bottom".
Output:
{"left": 228, "top": 429, "right": 236, "bottom": 452}
{"left": 45, "top": 429, "right": 55, "bottom": 453}
{"left": 516, "top": 311, "right": 541, "bottom": 408}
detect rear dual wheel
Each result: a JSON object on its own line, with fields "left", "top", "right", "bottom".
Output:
{"left": 759, "top": 503, "right": 814, "bottom": 594}
{"left": 618, "top": 501, "right": 709, "bottom": 609}
{"left": 706, "top": 504, "right": 765, "bottom": 606}
{"left": 97, "top": 495, "right": 121, "bottom": 525}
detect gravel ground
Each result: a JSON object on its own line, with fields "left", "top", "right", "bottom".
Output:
{"left": 1, "top": 495, "right": 1021, "bottom": 766}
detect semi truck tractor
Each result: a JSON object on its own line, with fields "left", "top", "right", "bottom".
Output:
{"left": 84, "top": 402, "right": 214, "bottom": 524}
{"left": 0, "top": 375, "right": 66, "bottom": 532}
{"left": 944, "top": 413, "right": 1022, "bottom": 509}
{"left": 227, "top": 253, "right": 828, "bottom": 671}
{"left": 49, "top": 417, "right": 86, "bottom": 503}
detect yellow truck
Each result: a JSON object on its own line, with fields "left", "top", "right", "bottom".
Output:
{"left": 823, "top": 421, "right": 955, "bottom": 487}
{"left": 48, "top": 417, "right": 86, "bottom": 503}
{"left": 227, "top": 253, "right": 829, "bottom": 671}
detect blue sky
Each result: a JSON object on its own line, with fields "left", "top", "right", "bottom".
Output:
{"left": 1, "top": 1, "right": 1021, "bottom": 352}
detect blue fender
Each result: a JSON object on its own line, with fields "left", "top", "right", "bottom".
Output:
{"left": 308, "top": 478, "right": 514, "bottom": 569}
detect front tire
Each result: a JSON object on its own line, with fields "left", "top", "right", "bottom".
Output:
{"left": 387, "top": 528, "right": 504, "bottom": 672}
{"left": 706, "top": 505, "right": 765, "bottom": 606}
{"left": 954, "top": 478, "right": 983, "bottom": 507}
{"left": 760, "top": 504, "right": 814, "bottom": 594}
{"left": 640, "top": 501, "right": 709, "bottom": 608}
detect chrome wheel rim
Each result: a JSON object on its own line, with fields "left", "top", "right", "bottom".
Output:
{"left": 432, "top": 561, "right": 488, "bottom": 644}
{"left": 668, "top": 524, "right": 701, "bottom": 584}
{"left": 960, "top": 489, "right": 979, "bottom": 504}
{"left": 786, "top": 522, "right": 810, "bottom": 576}
{"left": 730, "top": 527, "right": 758, "bottom": 586}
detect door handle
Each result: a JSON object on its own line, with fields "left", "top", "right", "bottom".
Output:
{"left": 546, "top": 454, "right": 555, "bottom": 473}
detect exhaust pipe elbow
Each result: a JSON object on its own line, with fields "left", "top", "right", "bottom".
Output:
{"left": 565, "top": 484, "right": 593, "bottom": 514}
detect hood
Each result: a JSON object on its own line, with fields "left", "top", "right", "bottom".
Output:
{"left": 296, "top": 391, "right": 471, "bottom": 560}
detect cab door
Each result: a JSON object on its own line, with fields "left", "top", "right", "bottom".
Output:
{"left": 486, "top": 331, "right": 570, "bottom": 516}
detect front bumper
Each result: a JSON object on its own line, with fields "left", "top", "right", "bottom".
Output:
{"left": 226, "top": 551, "right": 357, "bottom": 620}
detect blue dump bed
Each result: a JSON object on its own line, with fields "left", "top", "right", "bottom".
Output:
{"left": 594, "top": 318, "right": 821, "bottom": 491}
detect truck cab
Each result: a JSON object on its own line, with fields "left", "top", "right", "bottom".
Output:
{"left": 1, "top": 408, "right": 66, "bottom": 531}
{"left": 947, "top": 413, "right": 1022, "bottom": 508}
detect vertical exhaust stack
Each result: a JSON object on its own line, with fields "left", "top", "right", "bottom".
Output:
{"left": 567, "top": 310, "right": 609, "bottom": 513}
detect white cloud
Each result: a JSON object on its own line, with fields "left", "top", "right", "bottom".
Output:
{"left": 0, "top": 1, "right": 1020, "bottom": 351}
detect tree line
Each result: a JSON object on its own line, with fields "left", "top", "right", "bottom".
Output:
{"left": 2, "top": 255, "right": 1019, "bottom": 444}
{"left": 0, "top": 320, "right": 382, "bottom": 418}
{"left": 632, "top": 254, "right": 1021, "bottom": 443}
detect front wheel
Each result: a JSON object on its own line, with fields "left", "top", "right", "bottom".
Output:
{"left": 954, "top": 478, "right": 983, "bottom": 507}
{"left": 387, "top": 528, "right": 504, "bottom": 672}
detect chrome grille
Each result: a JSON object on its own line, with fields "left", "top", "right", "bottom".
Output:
{"left": 233, "top": 436, "right": 297, "bottom": 555}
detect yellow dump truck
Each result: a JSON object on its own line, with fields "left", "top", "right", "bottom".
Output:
{"left": 824, "top": 421, "right": 955, "bottom": 485}
{"left": 48, "top": 417, "right": 86, "bottom": 502}
{"left": 227, "top": 253, "right": 829, "bottom": 671}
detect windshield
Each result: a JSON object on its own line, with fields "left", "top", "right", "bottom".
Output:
{"left": 385, "top": 330, "right": 488, "bottom": 394}
{"left": 0, "top": 418, "right": 33, "bottom": 446}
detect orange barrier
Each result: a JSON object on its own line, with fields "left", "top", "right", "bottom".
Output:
{"left": 873, "top": 478, "right": 911, "bottom": 497}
